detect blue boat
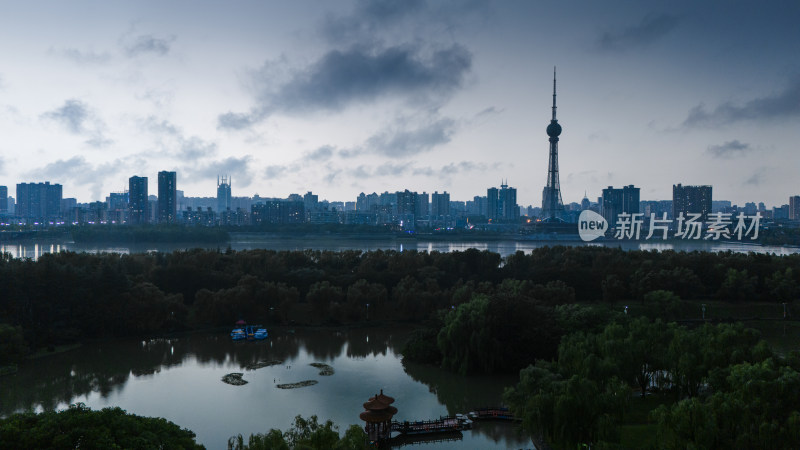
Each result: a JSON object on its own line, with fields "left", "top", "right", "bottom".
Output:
{"left": 231, "top": 324, "right": 268, "bottom": 341}
{"left": 231, "top": 327, "right": 246, "bottom": 340}
{"left": 253, "top": 328, "right": 268, "bottom": 340}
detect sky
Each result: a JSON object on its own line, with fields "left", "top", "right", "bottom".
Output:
{"left": 0, "top": 0, "right": 798, "bottom": 207}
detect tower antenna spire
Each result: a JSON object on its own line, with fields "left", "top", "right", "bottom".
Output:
{"left": 552, "top": 66, "right": 557, "bottom": 121}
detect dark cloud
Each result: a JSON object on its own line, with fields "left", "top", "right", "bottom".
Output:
{"left": 183, "top": 156, "right": 254, "bottom": 187}
{"left": 179, "top": 137, "right": 216, "bottom": 160}
{"left": 217, "top": 112, "right": 256, "bottom": 130}
{"left": 598, "top": 13, "right": 681, "bottom": 51}
{"left": 53, "top": 47, "right": 112, "bottom": 64}
{"left": 41, "top": 99, "right": 111, "bottom": 147}
{"left": 42, "top": 99, "right": 88, "bottom": 134}
{"left": 141, "top": 116, "right": 216, "bottom": 160}
{"left": 366, "top": 117, "right": 456, "bottom": 157}
{"left": 218, "top": 44, "right": 472, "bottom": 129}
{"left": 683, "top": 78, "right": 800, "bottom": 128}
{"left": 348, "top": 160, "right": 491, "bottom": 179}
{"left": 323, "top": 167, "right": 342, "bottom": 184}
{"left": 439, "top": 161, "right": 489, "bottom": 174}
{"left": 706, "top": 140, "right": 752, "bottom": 159}
{"left": 123, "top": 34, "right": 175, "bottom": 57}
{"left": 321, "top": 0, "right": 489, "bottom": 44}
{"left": 374, "top": 162, "right": 412, "bottom": 176}
{"left": 322, "top": 0, "right": 426, "bottom": 43}
{"left": 350, "top": 165, "right": 372, "bottom": 179}
{"left": 305, "top": 145, "right": 335, "bottom": 162}
{"left": 744, "top": 168, "right": 769, "bottom": 186}
{"left": 264, "top": 164, "right": 301, "bottom": 180}
{"left": 475, "top": 106, "right": 502, "bottom": 118}
{"left": 25, "top": 156, "right": 118, "bottom": 200}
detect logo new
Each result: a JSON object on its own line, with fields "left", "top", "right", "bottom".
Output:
{"left": 578, "top": 210, "right": 608, "bottom": 242}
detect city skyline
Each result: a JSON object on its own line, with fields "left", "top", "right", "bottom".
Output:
{"left": 0, "top": 1, "right": 798, "bottom": 206}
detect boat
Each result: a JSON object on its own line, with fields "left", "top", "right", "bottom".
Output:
{"left": 230, "top": 327, "right": 246, "bottom": 340}
{"left": 253, "top": 328, "right": 268, "bottom": 340}
{"left": 231, "top": 324, "right": 268, "bottom": 341}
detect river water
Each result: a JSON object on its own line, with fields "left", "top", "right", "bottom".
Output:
{"left": 0, "top": 328, "right": 531, "bottom": 449}
{"left": 2, "top": 234, "right": 798, "bottom": 260}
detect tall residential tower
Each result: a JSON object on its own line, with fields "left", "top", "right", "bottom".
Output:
{"left": 217, "top": 175, "right": 232, "bottom": 212}
{"left": 158, "top": 171, "right": 177, "bottom": 223}
{"left": 128, "top": 176, "right": 148, "bottom": 224}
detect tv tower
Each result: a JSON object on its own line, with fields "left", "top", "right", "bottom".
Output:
{"left": 541, "top": 67, "right": 564, "bottom": 221}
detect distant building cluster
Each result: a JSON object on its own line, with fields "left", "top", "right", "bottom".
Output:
{"left": 0, "top": 174, "right": 798, "bottom": 231}
{"left": 0, "top": 72, "right": 798, "bottom": 231}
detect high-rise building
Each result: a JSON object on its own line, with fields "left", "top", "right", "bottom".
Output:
{"left": 580, "top": 193, "right": 591, "bottom": 211}
{"left": 486, "top": 187, "right": 499, "bottom": 220}
{"left": 158, "top": 171, "right": 177, "bottom": 223}
{"left": 499, "top": 181, "right": 517, "bottom": 220}
{"left": 0, "top": 186, "right": 7, "bottom": 213}
{"left": 541, "top": 68, "right": 564, "bottom": 221}
{"left": 128, "top": 176, "right": 149, "bottom": 224}
{"left": 303, "top": 191, "right": 318, "bottom": 213}
{"left": 396, "top": 190, "right": 417, "bottom": 216}
{"left": 251, "top": 200, "right": 305, "bottom": 225}
{"left": 216, "top": 176, "right": 232, "bottom": 213}
{"left": 672, "top": 184, "right": 712, "bottom": 221}
{"left": 430, "top": 191, "right": 450, "bottom": 217}
{"left": 106, "top": 192, "right": 128, "bottom": 224}
{"left": 16, "top": 182, "right": 62, "bottom": 222}
{"left": 416, "top": 192, "right": 429, "bottom": 218}
{"left": 602, "top": 185, "right": 640, "bottom": 227}
{"left": 487, "top": 182, "right": 518, "bottom": 221}
{"left": 470, "top": 196, "right": 487, "bottom": 216}
{"left": 790, "top": 196, "right": 800, "bottom": 220}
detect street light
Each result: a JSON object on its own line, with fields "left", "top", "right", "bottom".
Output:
{"left": 701, "top": 304, "right": 706, "bottom": 320}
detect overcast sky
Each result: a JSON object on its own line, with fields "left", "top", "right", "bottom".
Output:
{"left": 0, "top": 0, "right": 798, "bottom": 207}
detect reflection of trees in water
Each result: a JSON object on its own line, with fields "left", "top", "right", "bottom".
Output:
{"left": 0, "top": 327, "right": 413, "bottom": 416}
{"left": 343, "top": 328, "right": 411, "bottom": 359}
{"left": 2, "top": 338, "right": 186, "bottom": 415}
{"left": 401, "top": 359, "right": 517, "bottom": 416}
{"left": 296, "top": 330, "right": 346, "bottom": 360}
{"left": 470, "top": 421, "right": 531, "bottom": 447}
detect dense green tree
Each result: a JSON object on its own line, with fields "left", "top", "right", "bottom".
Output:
{"left": 766, "top": 268, "right": 799, "bottom": 303}
{"left": 717, "top": 268, "right": 758, "bottom": 302}
{"left": 0, "top": 324, "right": 28, "bottom": 366}
{"left": 227, "top": 415, "right": 367, "bottom": 450}
{"left": 0, "top": 403, "right": 202, "bottom": 450}
{"left": 654, "top": 359, "right": 800, "bottom": 449}
{"left": 438, "top": 292, "right": 560, "bottom": 374}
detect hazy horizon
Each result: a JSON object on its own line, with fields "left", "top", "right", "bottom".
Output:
{"left": 1, "top": 0, "right": 798, "bottom": 207}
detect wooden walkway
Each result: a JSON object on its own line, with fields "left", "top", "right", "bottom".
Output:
{"left": 469, "top": 406, "right": 520, "bottom": 421}
{"left": 391, "top": 416, "right": 465, "bottom": 435}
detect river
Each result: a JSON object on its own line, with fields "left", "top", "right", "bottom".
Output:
{"left": 2, "top": 233, "right": 799, "bottom": 260}
{"left": 0, "top": 327, "right": 532, "bottom": 449}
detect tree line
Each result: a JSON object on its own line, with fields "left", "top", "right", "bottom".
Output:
{"left": 0, "top": 404, "right": 367, "bottom": 449}
{"left": 1, "top": 246, "right": 799, "bottom": 363}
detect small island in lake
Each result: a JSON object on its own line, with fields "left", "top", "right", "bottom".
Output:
{"left": 277, "top": 380, "right": 318, "bottom": 389}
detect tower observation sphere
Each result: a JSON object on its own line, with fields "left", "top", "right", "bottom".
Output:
{"left": 547, "top": 122, "right": 562, "bottom": 137}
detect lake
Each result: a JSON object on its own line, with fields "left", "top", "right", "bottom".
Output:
{"left": 0, "top": 327, "right": 532, "bottom": 449}
{"left": 2, "top": 233, "right": 799, "bottom": 260}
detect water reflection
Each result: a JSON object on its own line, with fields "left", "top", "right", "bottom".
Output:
{"left": 0, "top": 327, "right": 415, "bottom": 417}
{"left": 3, "top": 236, "right": 798, "bottom": 261}
{"left": 0, "top": 327, "right": 531, "bottom": 449}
